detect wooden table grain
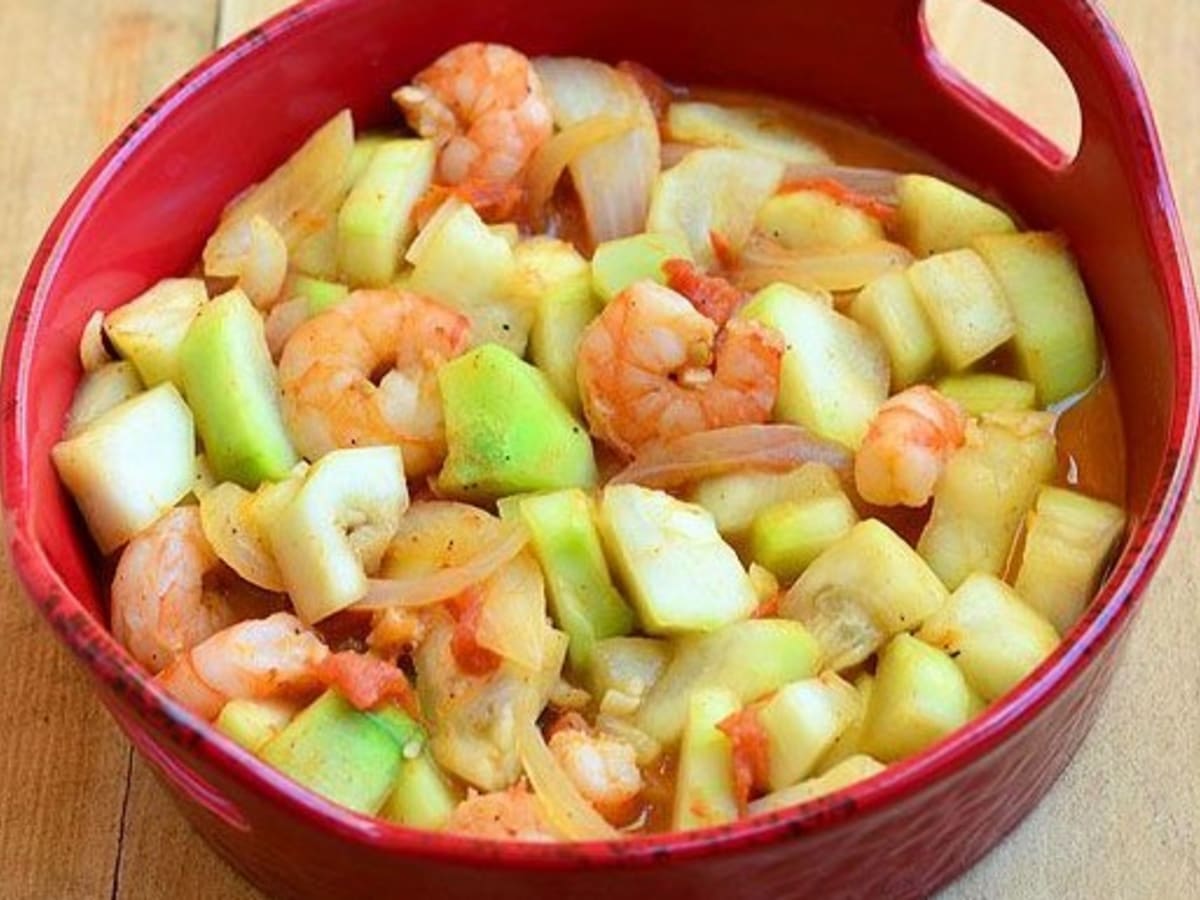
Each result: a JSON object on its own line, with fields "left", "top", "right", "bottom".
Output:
{"left": 0, "top": 1, "right": 1195, "bottom": 897}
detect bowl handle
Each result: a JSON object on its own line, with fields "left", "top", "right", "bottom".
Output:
{"left": 909, "top": 0, "right": 1168, "bottom": 186}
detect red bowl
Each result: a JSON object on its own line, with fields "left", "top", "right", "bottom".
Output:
{"left": 3, "top": 0, "right": 1196, "bottom": 897}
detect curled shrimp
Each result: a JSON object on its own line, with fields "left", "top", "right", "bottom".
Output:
{"left": 395, "top": 43, "right": 553, "bottom": 188}
{"left": 112, "top": 507, "right": 274, "bottom": 674}
{"left": 156, "top": 612, "right": 329, "bottom": 720}
{"left": 854, "top": 385, "right": 968, "bottom": 507}
{"left": 548, "top": 727, "right": 643, "bottom": 825}
{"left": 576, "top": 280, "right": 784, "bottom": 456}
{"left": 278, "top": 289, "right": 470, "bottom": 477}
{"left": 447, "top": 784, "right": 559, "bottom": 841}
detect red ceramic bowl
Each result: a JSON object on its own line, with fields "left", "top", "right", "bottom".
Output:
{"left": 3, "top": 0, "right": 1196, "bottom": 897}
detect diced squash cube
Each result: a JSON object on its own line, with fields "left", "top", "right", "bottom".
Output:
{"left": 918, "top": 412, "right": 1057, "bottom": 589}
{"left": 672, "top": 688, "right": 741, "bottom": 831}
{"left": 52, "top": 384, "right": 196, "bottom": 554}
{"left": 515, "top": 238, "right": 601, "bottom": 413}
{"left": 757, "top": 672, "right": 861, "bottom": 790}
{"left": 216, "top": 699, "right": 297, "bottom": 753}
{"left": 748, "top": 493, "right": 859, "bottom": 584}
{"left": 1014, "top": 486, "right": 1126, "bottom": 632}
{"left": 755, "top": 190, "right": 885, "bottom": 251}
{"left": 918, "top": 573, "right": 1060, "bottom": 701}
{"left": 64, "top": 362, "right": 143, "bottom": 439}
{"left": 268, "top": 447, "right": 408, "bottom": 624}
{"left": 666, "top": 102, "right": 831, "bottom": 165}
{"left": 337, "top": 139, "right": 436, "bottom": 287}
{"left": 599, "top": 485, "right": 757, "bottom": 635}
{"left": 740, "top": 283, "right": 889, "bottom": 448}
{"left": 780, "top": 519, "right": 949, "bottom": 670}
{"left": 588, "top": 637, "right": 672, "bottom": 705}
{"left": 647, "top": 148, "right": 785, "bottom": 268}
{"left": 688, "top": 463, "right": 843, "bottom": 544}
{"left": 973, "top": 232, "right": 1100, "bottom": 404}
{"left": 505, "top": 488, "right": 635, "bottom": 668}
{"left": 815, "top": 672, "right": 874, "bottom": 773}
{"left": 591, "top": 231, "right": 693, "bottom": 302}
{"left": 895, "top": 174, "right": 1016, "bottom": 257}
{"left": 104, "top": 279, "right": 207, "bottom": 389}
{"left": 848, "top": 271, "right": 938, "bottom": 389}
{"left": 936, "top": 373, "right": 1037, "bottom": 415}
{"left": 908, "top": 249, "right": 1016, "bottom": 371}
{"left": 406, "top": 199, "right": 526, "bottom": 354}
{"left": 860, "top": 634, "right": 979, "bottom": 763}
{"left": 637, "top": 619, "right": 820, "bottom": 744}
{"left": 749, "top": 754, "right": 885, "bottom": 815}
{"left": 289, "top": 275, "right": 349, "bottom": 315}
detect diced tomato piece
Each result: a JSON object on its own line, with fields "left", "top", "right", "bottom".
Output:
{"left": 447, "top": 587, "right": 503, "bottom": 677}
{"left": 664, "top": 258, "right": 748, "bottom": 327}
{"left": 718, "top": 705, "right": 771, "bottom": 813}
{"left": 317, "top": 651, "right": 419, "bottom": 715}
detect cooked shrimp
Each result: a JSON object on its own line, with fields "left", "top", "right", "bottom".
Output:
{"left": 156, "top": 612, "right": 329, "bottom": 720}
{"left": 854, "top": 385, "right": 968, "bottom": 507}
{"left": 663, "top": 258, "right": 749, "bottom": 327}
{"left": 549, "top": 727, "right": 643, "bottom": 824}
{"left": 447, "top": 784, "right": 558, "bottom": 841}
{"left": 395, "top": 42, "right": 553, "bottom": 187}
{"left": 112, "top": 507, "right": 268, "bottom": 674}
{"left": 278, "top": 289, "right": 470, "bottom": 477}
{"left": 576, "top": 281, "right": 784, "bottom": 455}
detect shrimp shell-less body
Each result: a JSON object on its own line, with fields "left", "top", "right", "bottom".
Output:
{"left": 447, "top": 784, "right": 559, "bottom": 841}
{"left": 854, "top": 385, "right": 968, "bottom": 507}
{"left": 548, "top": 727, "right": 643, "bottom": 824}
{"left": 112, "top": 507, "right": 265, "bottom": 674}
{"left": 576, "top": 280, "right": 784, "bottom": 456}
{"left": 395, "top": 42, "right": 553, "bottom": 187}
{"left": 156, "top": 612, "right": 330, "bottom": 720}
{"left": 278, "top": 289, "right": 470, "bottom": 477}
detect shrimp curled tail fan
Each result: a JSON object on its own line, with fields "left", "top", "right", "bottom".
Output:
{"left": 576, "top": 281, "right": 784, "bottom": 456}
{"left": 854, "top": 385, "right": 968, "bottom": 508}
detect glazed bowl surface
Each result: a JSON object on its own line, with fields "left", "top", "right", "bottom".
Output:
{"left": 3, "top": 0, "right": 1196, "bottom": 898}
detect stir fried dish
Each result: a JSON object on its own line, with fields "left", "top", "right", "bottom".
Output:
{"left": 52, "top": 43, "right": 1128, "bottom": 840}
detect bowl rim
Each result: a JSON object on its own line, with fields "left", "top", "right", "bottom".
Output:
{"left": 3, "top": 0, "right": 1198, "bottom": 870}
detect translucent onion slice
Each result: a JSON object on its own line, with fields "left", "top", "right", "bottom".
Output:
{"left": 534, "top": 57, "right": 659, "bottom": 244}
{"left": 782, "top": 163, "right": 901, "bottom": 205}
{"left": 660, "top": 141, "right": 701, "bottom": 170}
{"left": 525, "top": 115, "right": 637, "bottom": 229}
{"left": 203, "top": 109, "right": 354, "bottom": 272}
{"left": 199, "top": 481, "right": 286, "bottom": 592}
{"left": 516, "top": 717, "right": 621, "bottom": 841}
{"left": 205, "top": 215, "right": 289, "bottom": 308}
{"left": 611, "top": 424, "right": 853, "bottom": 491}
{"left": 79, "top": 311, "right": 111, "bottom": 373}
{"left": 473, "top": 551, "right": 548, "bottom": 672}
{"left": 735, "top": 235, "right": 913, "bottom": 293}
{"left": 356, "top": 524, "right": 530, "bottom": 611}
{"left": 64, "top": 361, "right": 143, "bottom": 439}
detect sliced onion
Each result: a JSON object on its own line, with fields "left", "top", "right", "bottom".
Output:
{"left": 64, "top": 361, "right": 143, "bottom": 438}
{"left": 205, "top": 215, "right": 289, "bottom": 308}
{"left": 355, "top": 523, "right": 530, "bottom": 611}
{"left": 525, "top": 115, "right": 637, "bottom": 228}
{"left": 611, "top": 424, "right": 853, "bottom": 491}
{"left": 199, "top": 481, "right": 286, "bottom": 592}
{"left": 782, "top": 163, "right": 900, "bottom": 205}
{"left": 516, "top": 717, "right": 621, "bottom": 841}
{"left": 534, "top": 58, "right": 659, "bottom": 244}
{"left": 735, "top": 235, "right": 913, "bottom": 293}
{"left": 204, "top": 110, "right": 354, "bottom": 271}
{"left": 264, "top": 296, "right": 311, "bottom": 360}
{"left": 473, "top": 552, "right": 548, "bottom": 672}
{"left": 79, "top": 311, "right": 111, "bottom": 373}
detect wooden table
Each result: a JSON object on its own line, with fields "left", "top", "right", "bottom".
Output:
{"left": 0, "top": 1, "right": 1195, "bottom": 897}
